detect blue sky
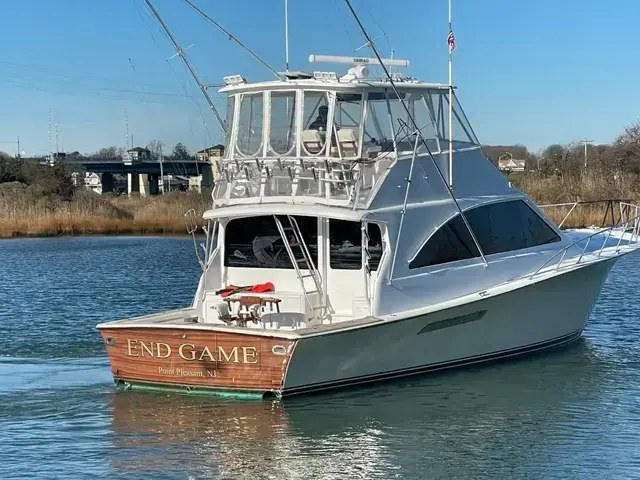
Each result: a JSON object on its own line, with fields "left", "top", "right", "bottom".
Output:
{"left": 1, "top": 0, "right": 639, "bottom": 157}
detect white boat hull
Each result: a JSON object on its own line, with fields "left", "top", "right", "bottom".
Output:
{"left": 282, "top": 257, "right": 615, "bottom": 395}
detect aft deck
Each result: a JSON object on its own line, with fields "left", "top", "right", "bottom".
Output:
{"left": 96, "top": 305, "right": 384, "bottom": 337}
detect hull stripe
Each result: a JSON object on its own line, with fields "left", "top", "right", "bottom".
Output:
{"left": 283, "top": 328, "right": 582, "bottom": 396}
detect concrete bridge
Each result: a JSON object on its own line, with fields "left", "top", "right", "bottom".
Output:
{"left": 60, "top": 155, "right": 214, "bottom": 195}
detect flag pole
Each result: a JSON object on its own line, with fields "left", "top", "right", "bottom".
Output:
{"left": 448, "top": 0, "right": 454, "bottom": 190}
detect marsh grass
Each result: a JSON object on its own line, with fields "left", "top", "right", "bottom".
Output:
{"left": 0, "top": 171, "right": 638, "bottom": 238}
{"left": 0, "top": 185, "right": 208, "bottom": 238}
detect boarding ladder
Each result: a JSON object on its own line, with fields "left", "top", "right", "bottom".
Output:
{"left": 273, "top": 215, "right": 328, "bottom": 319}
{"left": 362, "top": 223, "right": 372, "bottom": 309}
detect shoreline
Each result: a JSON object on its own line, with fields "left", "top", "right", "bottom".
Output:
{"left": 0, "top": 174, "right": 633, "bottom": 240}
{"left": 0, "top": 207, "right": 613, "bottom": 240}
{"left": 0, "top": 231, "right": 201, "bottom": 240}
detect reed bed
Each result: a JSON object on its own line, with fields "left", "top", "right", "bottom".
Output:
{"left": 0, "top": 171, "right": 638, "bottom": 238}
{"left": 0, "top": 184, "right": 208, "bottom": 238}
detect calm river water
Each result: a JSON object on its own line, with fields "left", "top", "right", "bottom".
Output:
{"left": 1, "top": 237, "right": 640, "bottom": 479}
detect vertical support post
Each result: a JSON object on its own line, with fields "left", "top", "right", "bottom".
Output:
{"left": 388, "top": 133, "right": 420, "bottom": 284}
{"left": 448, "top": 0, "right": 454, "bottom": 190}
{"left": 159, "top": 144, "right": 165, "bottom": 195}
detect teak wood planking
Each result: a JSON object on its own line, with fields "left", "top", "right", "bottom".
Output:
{"left": 100, "top": 327, "right": 296, "bottom": 392}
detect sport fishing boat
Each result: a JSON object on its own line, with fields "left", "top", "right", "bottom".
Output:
{"left": 96, "top": 53, "right": 640, "bottom": 398}
{"left": 97, "top": 2, "right": 640, "bottom": 399}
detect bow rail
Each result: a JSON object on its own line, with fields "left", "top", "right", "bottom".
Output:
{"left": 531, "top": 200, "right": 640, "bottom": 278}
{"left": 538, "top": 199, "right": 633, "bottom": 229}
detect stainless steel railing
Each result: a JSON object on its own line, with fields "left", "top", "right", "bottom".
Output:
{"left": 531, "top": 201, "right": 640, "bottom": 278}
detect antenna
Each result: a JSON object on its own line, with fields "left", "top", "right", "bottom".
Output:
{"left": 284, "top": 0, "right": 290, "bottom": 72}
{"left": 143, "top": 0, "right": 226, "bottom": 132}
{"left": 55, "top": 122, "right": 59, "bottom": 157}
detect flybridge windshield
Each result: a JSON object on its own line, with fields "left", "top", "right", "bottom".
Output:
{"left": 225, "top": 86, "right": 479, "bottom": 161}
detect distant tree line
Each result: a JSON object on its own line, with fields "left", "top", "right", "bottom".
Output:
{"left": 3, "top": 121, "right": 640, "bottom": 205}
{"left": 85, "top": 141, "right": 195, "bottom": 162}
{"left": 0, "top": 156, "right": 73, "bottom": 200}
{"left": 482, "top": 121, "right": 640, "bottom": 180}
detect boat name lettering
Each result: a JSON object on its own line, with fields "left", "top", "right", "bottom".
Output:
{"left": 126, "top": 340, "right": 258, "bottom": 364}
{"left": 158, "top": 366, "right": 216, "bottom": 378}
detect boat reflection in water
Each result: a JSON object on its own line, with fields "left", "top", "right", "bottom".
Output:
{"left": 107, "top": 338, "right": 612, "bottom": 479}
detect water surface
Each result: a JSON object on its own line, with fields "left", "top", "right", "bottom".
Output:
{"left": 1, "top": 236, "right": 640, "bottom": 479}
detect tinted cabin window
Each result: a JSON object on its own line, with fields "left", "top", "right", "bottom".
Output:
{"left": 409, "top": 215, "right": 480, "bottom": 269}
{"left": 465, "top": 200, "right": 561, "bottom": 255}
{"left": 409, "top": 200, "right": 561, "bottom": 269}
{"left": 225, "top": 215, "right": 317, "bottom": 269}
{"left": 329, "top": 220, "right": 382, "bottom": 271}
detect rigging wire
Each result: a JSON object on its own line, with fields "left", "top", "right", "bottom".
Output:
{"left": 181, "top": 0, "right": 281, "bottom": 80}
{"left": 142, "top": 0, "right": 226, "bottom": 133}
{"left": 133, "top": 0, "right": 215, "bottom": 205}
{"left": 133, "top": 0, "right": 216, "bottom": 146}
{"left": 342, "top": 0, "right": 489, "bottom": 267}
{"left": 332, "top": 0, "right": 357, "bottom": 51}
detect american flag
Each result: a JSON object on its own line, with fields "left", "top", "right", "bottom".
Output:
{"left": 448, "top": 29, "right": 456, "bottom": 53}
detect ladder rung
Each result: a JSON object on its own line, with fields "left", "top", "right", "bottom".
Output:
{"left": 273, "top": 213, "right": 328, "bottom": 318}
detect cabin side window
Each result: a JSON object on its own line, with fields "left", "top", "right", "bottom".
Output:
{"left": 464, "top": 200, "right": 561, "bottom": 255}
{"left": 224, "top": 215, "right": 317, "bottom": 269}
{"left": 329, "top": 220, "right": 383, "bottom": 270}
{"left": 409, "top": 199, "right": 561, "bottom": 269}
{"left": 409, "top": 215, "right": 480, "bottom": 269}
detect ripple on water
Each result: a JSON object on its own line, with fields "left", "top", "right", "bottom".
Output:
{"left": 1, "top": 237, "right": 640, "bottom": 479}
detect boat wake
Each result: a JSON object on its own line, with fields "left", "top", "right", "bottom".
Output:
{"left": 0, "top": 356, "right": 112, "bottom": 396}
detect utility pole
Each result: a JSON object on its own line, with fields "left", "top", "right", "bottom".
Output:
{"left": 125, "top": 109, "right": 129, "bottom": 159}
{"left": 581, "top": 138, "right": 593, "bottom": 168}
{"left": 0, "top": 138, "right": 20, "bottom": 157}
{"left": 48, "top": 109, "right": 53, "bottom": 164}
